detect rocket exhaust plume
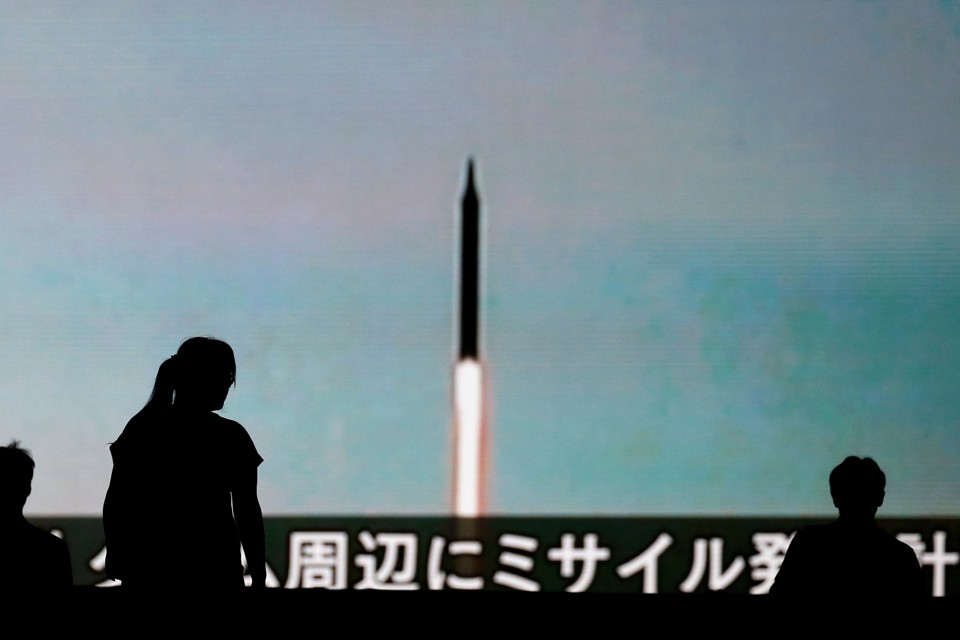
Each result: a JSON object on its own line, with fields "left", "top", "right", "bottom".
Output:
{"left": 453, "top": 159, "right": 486, "bottom": 517}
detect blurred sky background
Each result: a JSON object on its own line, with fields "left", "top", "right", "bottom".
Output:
{"left": 1, "top": 1, "right": 958, "bottom": 516}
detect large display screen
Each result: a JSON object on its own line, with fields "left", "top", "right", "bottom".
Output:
{"left": 4, "top": 2, "right": 958, "bottom": 518}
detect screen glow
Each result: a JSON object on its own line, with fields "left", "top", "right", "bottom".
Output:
{"left": 2, "top": 2, "right": 958, "bottom": 517}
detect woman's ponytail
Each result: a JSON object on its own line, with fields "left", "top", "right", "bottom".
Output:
{"left": 139, "top": 355, "right": 178, "bottom": 414}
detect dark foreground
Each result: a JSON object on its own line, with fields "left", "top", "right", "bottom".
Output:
{"left": 12, "top": 589, "right": 953, "bottom": 632}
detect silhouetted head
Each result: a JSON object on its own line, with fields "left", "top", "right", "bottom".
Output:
{"left": 143, "top": 337, "right": 237, "bottom": 412}
{"left": 830, "top": 456, "right": 885, "bottom": 520}
{"left": 0, "top": 440, "right": 35, "bottom": 515}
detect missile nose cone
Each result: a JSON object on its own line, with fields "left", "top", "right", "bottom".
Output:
{"left": 463, "top": 158, "right": 477, "bottom": 201}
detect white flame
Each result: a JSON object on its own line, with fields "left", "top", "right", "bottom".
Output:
{"left": 454, "top": 359, "right": 483, "bottom": 517}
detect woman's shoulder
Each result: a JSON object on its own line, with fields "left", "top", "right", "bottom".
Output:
{"left": 210, "top": 413, "right": 263, "bottom": 465}
{"left": 209, "top": 412, "right": 251, "bottom": 436}
{"left": 110, "top": 410, "right": 162, "bottom": 452}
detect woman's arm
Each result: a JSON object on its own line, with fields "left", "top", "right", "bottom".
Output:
{"left": 102, "top": 465, "right": 128, "bottom": 581}
{"left": 233, "top": 466, "right": 266, "bottom": 588}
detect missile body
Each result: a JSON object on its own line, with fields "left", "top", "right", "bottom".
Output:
{"left": 453, "top": 159, "right": 485, "bottom": 517}
{"left": 460, "top": 160, "right": 480, "bottom": 360}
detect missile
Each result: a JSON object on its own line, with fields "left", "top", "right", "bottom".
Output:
{"left": 453, "top": 158, "right": 485, "bottom": 517}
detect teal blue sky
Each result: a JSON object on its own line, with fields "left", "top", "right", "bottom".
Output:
{"left": 1, "top": 2, "right": 958, "bottom": 515}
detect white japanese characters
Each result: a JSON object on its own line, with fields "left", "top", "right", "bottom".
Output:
{"left": 82, "top": 525, "right": 956, "bottom": 595}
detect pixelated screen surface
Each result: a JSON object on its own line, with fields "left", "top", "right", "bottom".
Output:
{"left": 3, "top": 3, "right": 958, "bottom": 516}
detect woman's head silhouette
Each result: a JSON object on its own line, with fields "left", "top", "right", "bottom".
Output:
{"left": 142, "top": 337, "right": 236, "bottom": 413}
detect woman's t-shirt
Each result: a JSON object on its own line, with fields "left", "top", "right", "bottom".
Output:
{"left": 105, "top": 407, "right": 262, "bottom": 588}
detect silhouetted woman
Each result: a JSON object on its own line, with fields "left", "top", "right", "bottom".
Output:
{"left": 103, "top": 337, "right": 266, "bottom": 589}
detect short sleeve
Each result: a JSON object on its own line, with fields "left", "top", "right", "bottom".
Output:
{"left": 222, "top": 417, "right": 262, "bottom": 473}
